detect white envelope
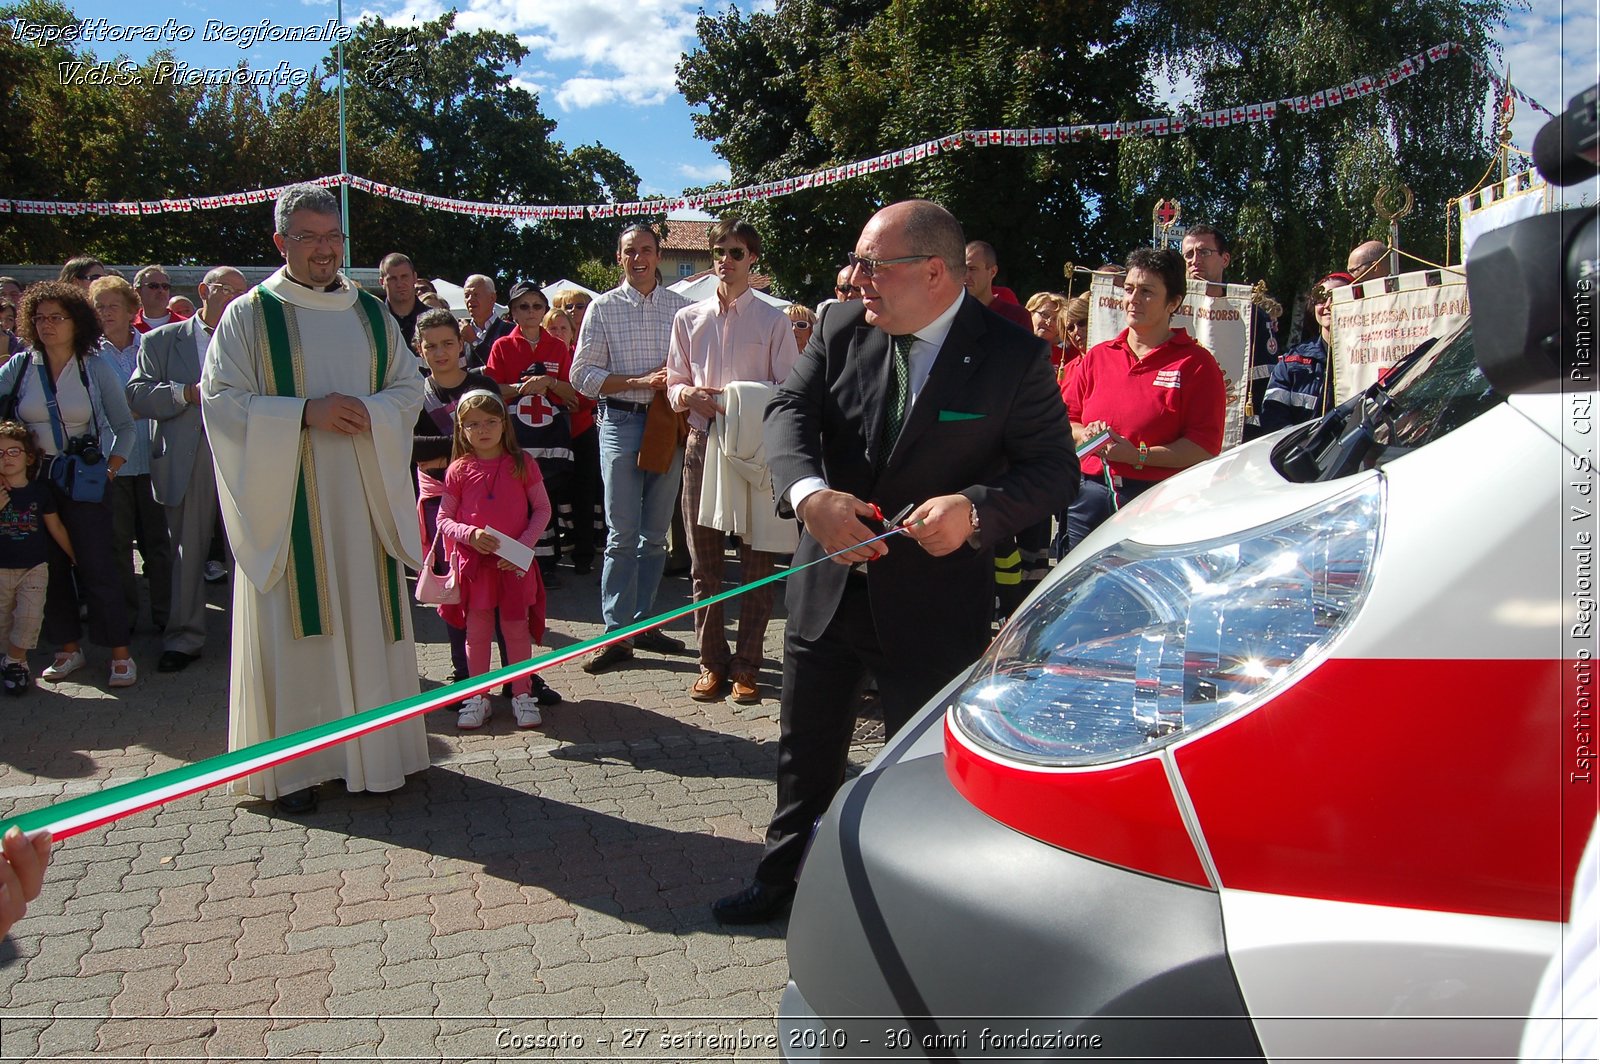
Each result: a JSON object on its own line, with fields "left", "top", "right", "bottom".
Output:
{"left": 484, "top": 525, "right": 536, "bottom": 574}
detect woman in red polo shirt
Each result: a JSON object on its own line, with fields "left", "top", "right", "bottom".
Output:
{"left": 1060, "top": 246, "right": 1226, "bottom": 553}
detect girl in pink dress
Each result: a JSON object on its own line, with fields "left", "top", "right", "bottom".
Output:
{"left": 437, "top": 391, "right": 554, "bottom": 730}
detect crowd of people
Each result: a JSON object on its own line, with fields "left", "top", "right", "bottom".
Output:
{"left": 0, "top": 184, "right": 1394, "bottom": 922}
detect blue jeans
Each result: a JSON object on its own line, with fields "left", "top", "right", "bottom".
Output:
{"left": 597, "top": 405, "right": 683, "bottom": 631}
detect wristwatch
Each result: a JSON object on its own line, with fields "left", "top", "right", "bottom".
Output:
{"left": 966, "top": 501, "right": 981, "bottom": 548}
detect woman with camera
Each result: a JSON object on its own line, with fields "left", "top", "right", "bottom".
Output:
{"left": 0, "top": 281, "right": 137, "bottom": 687}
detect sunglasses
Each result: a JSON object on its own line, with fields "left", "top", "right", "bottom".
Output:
{"left": 835, "top": 284, "right": 861, "bottom": 296}
{"left": 141, "top": 281, "right": 171, "bottom": 290}
{"left": 710, "top": 246, "right": 749, "bottom": 262}
{"left": 792, "top": 320, "right": 812, "bottom": 331}
{"left": 81, "top": 273, "right": 106, "bottom": 282}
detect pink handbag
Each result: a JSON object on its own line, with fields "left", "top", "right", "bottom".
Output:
{"left": 414, "top": 532, "right": 460, "bottom": 605}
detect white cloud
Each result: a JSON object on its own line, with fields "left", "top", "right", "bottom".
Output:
{"left": 507, "top": 73, "right": 547, "bottom": 98}
{"left": 365, "top": 0, "right": 699, "bottom": 110}
{"left": 1494, "top": 3, "right": 1597, "bottom": 147}
{"left": 677, "top": 160, "right": 731, "bottom": 183}
{"left": 1491, "top": 4, "right": 1597, "bottom": 205}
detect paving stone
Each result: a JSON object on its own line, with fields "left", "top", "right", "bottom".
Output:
{"left": 271, "top": 968, "right": 335, "bottom": 1017}
{"left": 33, "top": 1016, "right": 105, "bottom": 1058}
{"left": 9, "top": 971, "right": 121, "bottom": 1009}
{"left": 204, "top": 1017, "right": 273, "bottom": 1062}
{"left": 0, "top": 583, "right": 883, "bottom": 1057}
{"left": 328, "top": 941, "right": 388, "bottom": 997}
{"left": 263, "top": 1017, "right": 382, "bottom": 1058}
{"left": 167, "top": 972, "right": 279, "bottom": 1015}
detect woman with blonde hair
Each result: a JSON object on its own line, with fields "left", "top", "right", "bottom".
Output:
{"left": 783, "top": 303, "right": 817, "bottom": 352}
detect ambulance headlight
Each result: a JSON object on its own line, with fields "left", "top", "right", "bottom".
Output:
{"left": 951, "top": 480, "right": 1383, "bottom": 767}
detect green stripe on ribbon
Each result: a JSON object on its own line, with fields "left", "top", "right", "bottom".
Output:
{"left": 0, "top": 526, "right": 909, "bottom": 841}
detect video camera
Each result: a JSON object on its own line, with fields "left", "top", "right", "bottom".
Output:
{"left": 1467, "top": 87, "right": 1599, "bottom": 395}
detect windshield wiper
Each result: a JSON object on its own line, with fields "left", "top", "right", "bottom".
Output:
{"left": 1277, "top": 339, "right": 1436, "bottom": 482}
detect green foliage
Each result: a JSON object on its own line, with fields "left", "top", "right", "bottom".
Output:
{"left": 681, "top": 0, "right": 1149, "bottom": 301}
{"left": 570, "top": 255, "right": 621, "bottom": 295}
{"left": 681, "top": 0, "right": 1512, "bottom": 315}
{"left": 1115, "top": 0, "right": 1509, "bottom": 321}
{"left": 0, "top": 5, "right": 640, "bottom": 284}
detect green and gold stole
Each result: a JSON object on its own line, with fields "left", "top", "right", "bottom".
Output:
{"left": 251, "top": 285, "right": 406, "bottom": 643}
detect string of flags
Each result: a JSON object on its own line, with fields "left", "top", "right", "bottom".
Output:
{"left": 0, "top": 41, "right": 1548, "bottom": 222}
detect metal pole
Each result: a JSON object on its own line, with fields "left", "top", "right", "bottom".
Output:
{"left": 337, "top": 0, "right": 351, "bottom": 269}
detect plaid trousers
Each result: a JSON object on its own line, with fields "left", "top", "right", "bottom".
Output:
{"left": 680, "top": 429, "right": 780, "bottom": 673}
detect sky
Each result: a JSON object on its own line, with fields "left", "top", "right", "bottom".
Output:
{"left": 13, "top": 0, "right": 1595, "bottom": 208}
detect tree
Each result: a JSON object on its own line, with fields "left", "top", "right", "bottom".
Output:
{"left": 1115, "top": 0, "right": 1510, "bottom": 330}
{"left": 680, "top": 0, "right": 1512, "bottom": 314}
{"left": 239, "top": 13, "right": 644, "bottom": 285}
{"left": 0, "top": 5, "right": 641, "bottom": 282}
{"left": 681, "top": 0, "right": 1154, "bottom": 301}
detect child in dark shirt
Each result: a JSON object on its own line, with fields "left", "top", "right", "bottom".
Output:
{"left": 0, "top": 422, "right": 73, "bottom": 694}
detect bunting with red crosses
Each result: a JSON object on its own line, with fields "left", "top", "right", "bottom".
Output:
{"left": 0, "top": 42, "right": 1547, "bottom": 222}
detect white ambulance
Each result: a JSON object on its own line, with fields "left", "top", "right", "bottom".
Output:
{"left": 778, "top": 207, "right": 1597, "bottom": 1061}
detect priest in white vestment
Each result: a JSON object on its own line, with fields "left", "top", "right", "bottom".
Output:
{"left": 202, "top": 184, "right": 429, "bottom": 814}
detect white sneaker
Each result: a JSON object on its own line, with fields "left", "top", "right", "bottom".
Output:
{"left": 41, "top": 649, "right": 86, "bottom": 682}
{"left": 511, "top": 693, "right": 543, "bottom": 729}
{"left": 457, "top": 694, "right": 491, "bottom": 730}
{"left": 108, "top": 657, "right": 138, "bottom": 688}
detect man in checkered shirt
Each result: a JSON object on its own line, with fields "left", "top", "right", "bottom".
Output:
{"left": 571, "top": 224, "right": 692, "bottom": 673}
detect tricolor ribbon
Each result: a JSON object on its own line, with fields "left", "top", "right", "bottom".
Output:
{"left": 0, "top": 524, "right": 913, "bottom": 842}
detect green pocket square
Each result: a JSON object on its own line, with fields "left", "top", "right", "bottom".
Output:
{"left": 938, "top": 410, "right": 986, "bottom": 422}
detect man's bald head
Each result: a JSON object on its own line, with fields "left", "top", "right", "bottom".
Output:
{"left": 198, "top": 266, "right": 247, "bottom": 325}
{"left": 1347, "top": 240, "right": 1389, "bottom": 282}
{"left": 849, "top": 199, "right": 966, "bottom": 335}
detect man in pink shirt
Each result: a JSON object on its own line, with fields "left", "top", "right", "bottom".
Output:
{"left": 666, "top": 219, "right": 796, "bottom": 704}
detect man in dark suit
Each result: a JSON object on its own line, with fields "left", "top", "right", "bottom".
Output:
{"left": 712, "top": 200, "right": 1078, "bottom": 924}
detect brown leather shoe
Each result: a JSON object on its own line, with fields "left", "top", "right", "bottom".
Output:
{"left": 690, "top": 667, "right": 727, "bottom": 701}
{"left": 729, "top": 670, "right": 761, "bottom": 704}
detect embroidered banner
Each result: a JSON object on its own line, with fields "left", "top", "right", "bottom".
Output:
{"left": 1328, "top": 269, "right": 1470, "bottom": 405}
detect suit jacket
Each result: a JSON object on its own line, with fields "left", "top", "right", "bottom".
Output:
{"left": 127, "top": 315, "right": 211, "bottom": 507}
{"left": 765, "top": 293, "right": 1079, "bottom": 665}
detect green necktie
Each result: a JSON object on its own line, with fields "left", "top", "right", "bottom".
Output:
{"left": 881, "top": 334, "right": 914, "bottom": 463}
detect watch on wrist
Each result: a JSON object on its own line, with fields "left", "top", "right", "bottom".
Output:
{"left": 966, "top": 501, "right": 981, "bottom": 548}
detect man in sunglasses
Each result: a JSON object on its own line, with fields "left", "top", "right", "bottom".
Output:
{"left": 132, "top": 266, "right": 190, "bottom": 334}
{"left": 665, "top": 219, "right": 796, "bottom": 705}
{"left": 713, "top": 200, "right": 1078, "bottom": 924}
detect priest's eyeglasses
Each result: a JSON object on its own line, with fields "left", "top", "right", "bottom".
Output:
{"left": 283, "top": 231, "right": 348, "bottom": 249}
